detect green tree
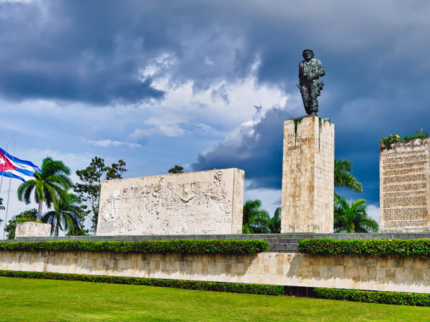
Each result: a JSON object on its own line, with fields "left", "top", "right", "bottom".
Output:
{"left": 334, "top": 196, "right": 378, "bottom": 233}
{"left": 242, "top": 199, "right": 270, "bottom": 234}
{"left": 168, "top": 165, "right": 184, "bottom": 174}
{"left": 4, "top": 209, "right": 37, "bottom": 240}
{"left": 106, "top": 160, "right": 127, "bottom": 180}
{"left": 17, "top": 157, "right": 73, "bottom": 221}
{"left": 74, "top": 157, "right": 126, "bottom": 234}
{"left": 42, "top": 193, "right": 81, "bottom": 236}
{"left": 268, "top": 207, "right": 281, "bottom": 233}
{"left": 66, "top": 205, "right": 90, "bottom": 236}
{"left": 334, "top": 159, "right": 363, "bottom": 193}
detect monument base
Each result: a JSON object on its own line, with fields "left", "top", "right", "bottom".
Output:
{"left": 281, "top": 115, "right": 334, "bottom": 233}
{"left": 15, "top": 222, "right": 51, "bottom": 238}
{"left": 8, "top": 233, "right": 430, "bottom": 295}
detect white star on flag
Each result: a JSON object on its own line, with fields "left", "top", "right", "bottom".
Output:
{"left": 0, "top": 157, "right": 5, "bottom": 166}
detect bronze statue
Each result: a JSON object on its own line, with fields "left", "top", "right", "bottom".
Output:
{"left": 297, "top": 49, "right": 325, "bottom": 116}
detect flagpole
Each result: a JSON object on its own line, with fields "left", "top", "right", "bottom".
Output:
{"left": 3, "top": 135, "right": 16, "bottom": 240}
{"left": 0, "top": 137, "right": 10, "bottom": 199}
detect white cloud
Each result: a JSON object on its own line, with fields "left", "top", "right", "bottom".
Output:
{"left": 134, "top": 55, "right": 290, "bottom": 133}
{"left": 195, "top": 123, "right": 225, "bottom": 137}
{"left": 367, "top": 204, "right": 380, "bottom": 226}
{"left": 0, "top": 0, "right": 35, "bottom": 2}
{"left": 204, "top": 57, "right": 214, "bottom": 65}
{"left": 130, "top": 125, "right": 185, "bottom": 140}
{"left": 87, "top": 139, "right": 142, "bottom": 149}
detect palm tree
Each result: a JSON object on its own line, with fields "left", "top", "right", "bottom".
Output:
{"left": 335, "top": 159, "right": 363, "bottom": 192}
{"left": 42, "top": 193, "right": 81, "bottom": 236}
{"left": 242, "top": 199, "right": 271, "bottom": 234}
{"left": 334, "top": 196, "right": 378, "bottom": 233}
{"left": 17, "top": 157, "right": 73, "bottom": 221}
{"left": 268, "top": 207, "right": 281, "bottom": 233}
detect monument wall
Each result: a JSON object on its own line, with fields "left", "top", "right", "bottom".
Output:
{"left": 97, "top": 168, "right": 244, "bottom": 236}
{"left": 281, "top": 116, "right": 334, "bottom": 233}
{"left": 15, "top": 222, "right": 51, "bottom": 238}
{"left": 2, "top": 249, "right": 430, "bottom": 294}
{"left": 380, "top": 138, "right": 430, "bottom": 232}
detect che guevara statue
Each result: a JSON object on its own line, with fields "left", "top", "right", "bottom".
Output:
{"left": 297, "top": 49, "right": 325, "bottom": 116}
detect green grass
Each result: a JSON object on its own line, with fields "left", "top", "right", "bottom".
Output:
{"left": 0, "top": 277, "right": 429, "bottom": 322}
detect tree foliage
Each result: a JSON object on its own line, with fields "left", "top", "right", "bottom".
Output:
{"left": 334, "top": 159, "right": 363, "bottom": 193}
{"left": 106, "top": 160, "right": 127, "bottom": 180}
{"left": 334, "top": 196, "right": 378, "bottom": 233}
{"left": 4, "top": 209, "right": 37, "bottom": 240}
{"left": 17, "top": 157, "right": 73, "bottom": 221}
{"left": 74, "top": 157, "right": 126, "bottom": 234}
{"left": 42, "top": 193, "right": 82, "bottom": 236}
{"left": 168, "top": 165, "right": 184, "bottom": 174}
{"left": 268, "top": 207, "right": 281, "bottom": 234}
{"left": 66, "top": 205, "right": 90, "bottom": 236}
{"left": 242, "top": 200, "right": 271, "bottom": 234}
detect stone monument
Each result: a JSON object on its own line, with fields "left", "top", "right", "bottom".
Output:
{"left": 281, "top": 116, "right": 334, "bottom": 233}
{"left": 280, "top": 50, "right": 333, "bottom": 233}
{"left": 15, "top": 222, "right": 51, "bottom": 238}
{"left": 97, "top": 168, "right": 244, "bottom": 236}
{"left": 380, "top": 138, "right": 430, "bottom": 232}
{"left": 297, "top": 49, "right": 325, "bottom": 116}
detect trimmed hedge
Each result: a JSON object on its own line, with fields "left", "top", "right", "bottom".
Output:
{"left": 298, "top": 238, "right": 430, "bottom": 257}
{"left": 315, "top": 288, "right": 430, "bottom": 307}
{"left": 0, "top": 270, "right": 284, "bottom": 296}
{"left": 0, "top": 239, "right": 269, "bottom": 255}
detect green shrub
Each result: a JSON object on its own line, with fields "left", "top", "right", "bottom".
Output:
{"left": 0, "top": 270, "right": 284, "bottom": 296}
{"left": 315, "top": 288, "right": 430, "bottom": 307}
{"left": 380, "top": 129, "right": 429, "bottom": 146}
{"left": 298, "top": 238, "right": 430, "bottom": 257}
{"left": 16, "top": 218, "right": 43, "bottom": 224}
{"left": 0, "top": 239, "right": 269, "bottom": 254}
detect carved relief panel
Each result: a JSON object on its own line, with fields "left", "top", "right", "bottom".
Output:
{"left": 97, "top": 168, "right": 244, "bottom": 236}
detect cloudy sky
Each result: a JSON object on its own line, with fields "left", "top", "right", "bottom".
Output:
{"left": 1, "top": 0, "right": 429, "bottom": 232}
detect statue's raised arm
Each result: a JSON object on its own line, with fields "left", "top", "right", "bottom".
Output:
{"left": 297, "top": 49, "right": 325, "bottom": 116}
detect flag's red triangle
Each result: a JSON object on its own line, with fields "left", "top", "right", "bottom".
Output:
{"left": 0, "top": 151, "right": 18, "bottom": 172}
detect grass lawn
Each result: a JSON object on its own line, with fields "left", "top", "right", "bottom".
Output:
{"left": 0, "top": 277, "right": 429, "bottom": 322}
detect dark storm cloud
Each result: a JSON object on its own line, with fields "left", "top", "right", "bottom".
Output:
{"left": 192, "top": 106, "right": 291, "bottom": 190}
{"left": 186, "top": 0, "right": 430, "bottom": 205}
{"left": 3, "top": 0, "right": 430, "bottom": 205}
{"left": 3, "top": 1, "right": 430, "bottom": 106}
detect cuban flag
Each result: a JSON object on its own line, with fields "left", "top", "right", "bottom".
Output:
{"left": 0, "top": 148, "right": 40, "bottom": 182}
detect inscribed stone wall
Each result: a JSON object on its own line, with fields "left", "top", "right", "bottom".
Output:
{"left": 380, "top": 139, "right": 430, "bottom": 232}
{"left": 15, "top": 222, "right": 51, "bottom": 238}
{"left": 2, "top": 250, "right": 430, "bottom": 294}
{"left": 97, "top": 168, "right": 244, "bottom": 236}
{"left": 281, "top": 116, "right": 334, "bottom": 233}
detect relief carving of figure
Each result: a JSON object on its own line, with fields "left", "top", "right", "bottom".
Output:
{"left": 99, "top": 170, "right": 233, "bottom": 235}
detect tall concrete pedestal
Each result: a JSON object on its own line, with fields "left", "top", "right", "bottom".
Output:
{"left": 281, "top": 116, "right": 334, "bottom": 233}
